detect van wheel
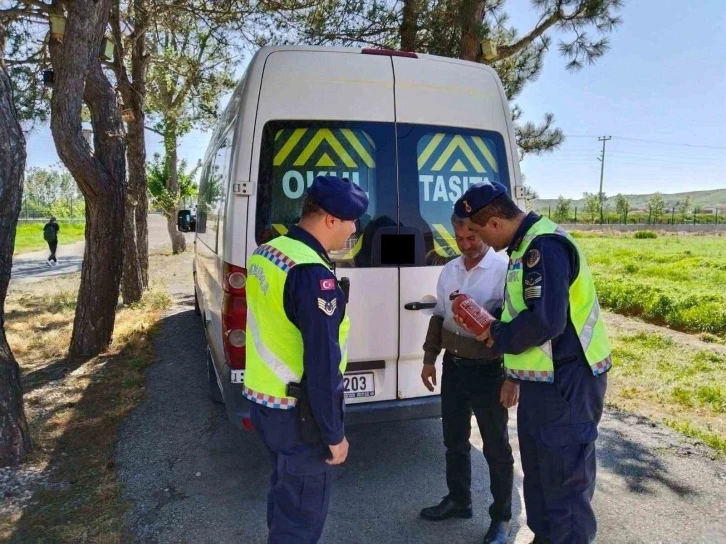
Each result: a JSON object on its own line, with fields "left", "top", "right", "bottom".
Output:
{"left": 194, "top": 286, "right": 201, "bottom": 316}
{"left": 207, "top": 349, "right": 224, "bottom": 404}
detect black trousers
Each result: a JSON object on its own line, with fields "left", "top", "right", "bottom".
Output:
{"left": 441, "top": 352, "right": 514, "bottom": 522}
{"left": 47, "top": 240, "right": 57, "bottom": 262}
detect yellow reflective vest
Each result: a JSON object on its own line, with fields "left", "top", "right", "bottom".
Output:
{"left": 243, "top": 236, "right": 350, "bottom": 408}
{"left": 502, "top": 217, "right": 612, "bottom": 382}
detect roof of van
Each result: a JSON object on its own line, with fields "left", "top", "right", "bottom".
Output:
{"left": 250, "top": 45, "right": 501, "bottom": 79}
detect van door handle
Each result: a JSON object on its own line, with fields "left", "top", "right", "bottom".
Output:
{"left": 404, "top": 301, "right": 437, "bottom": 311}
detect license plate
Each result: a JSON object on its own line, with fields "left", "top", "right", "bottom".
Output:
{"left": 344, "top": 372, "right": 375, "bottom": 399}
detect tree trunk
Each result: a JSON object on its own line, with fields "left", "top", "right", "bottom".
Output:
{"left": 0, "top": 27, "right": 32, "bottom": 466}
{"left": 118, "top": 0, "right": 149, "bottom": 304}
{"left": 400, "top": 0, "right": 420, "bottom": 51}
{"left": 164, "top": 128, "right": 186, "bottom": 254}
{"left": 136, "top": 181, "right": 149, "bottom": 286}
{"left": 120, "top": 102, "right": 147, "bottom": 304}
{"left": 459, "top": 0, "right": 486, "bottom": 62}
{"left": 120, "top": 111, "right": 146, "bottom": 304}
{"left": 49, "top": 0, "right": 127, "bottom": 358}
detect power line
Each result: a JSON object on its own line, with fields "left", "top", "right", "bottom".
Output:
{"left": 564, "top": 134, "right": 726, "bottom": 150}
{"left": 611, "top": 136, "right": 726, "bottom": 150}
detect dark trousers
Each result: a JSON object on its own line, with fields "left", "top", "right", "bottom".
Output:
{"left": 47, "top": 240, "right": 57, "bottom": 262}
{"left": 517, "top": 358, "right": 607, "bottom": 544}
{"left": 250, "top": 403, "right": 333, "bottom": 544}
{"left": 441, "top": 353, "right": 514, "bottom": 522}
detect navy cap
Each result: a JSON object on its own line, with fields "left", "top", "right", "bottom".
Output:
{"left": 307, "top": 176, "right": 369, "bottom": 221}
{"left": 454, "top": 181, "right": 507, "bottom": 218}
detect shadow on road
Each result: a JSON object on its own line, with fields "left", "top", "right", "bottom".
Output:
{"left": 10, "top": 256, "right": 83, "bottom": 282}
{"left": 597, "top": 412, "right": 698, "bottom": 497}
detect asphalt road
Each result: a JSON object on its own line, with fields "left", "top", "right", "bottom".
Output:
{"left": 9, "top": 214, "right": 174, "bottom": 287}
{"left": 116, "top": 269, "right": 726, "bottom": 544}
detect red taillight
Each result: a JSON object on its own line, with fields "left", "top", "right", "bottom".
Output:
{"left": 222, "top": 262, "right": 247, "bottom": 370}
{"left": 361, "top": 48, "right": 418, "bottom": 58}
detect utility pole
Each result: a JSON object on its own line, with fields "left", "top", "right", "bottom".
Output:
{"left": 597, "top": 136, "right": 612, "bottom": 225}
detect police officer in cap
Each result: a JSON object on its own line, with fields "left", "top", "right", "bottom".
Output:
{"left": 453, "top": 182, "right": 612, "bottom": 544}
{"left": 244, "top": 175, "right": 368, "bottom": 543}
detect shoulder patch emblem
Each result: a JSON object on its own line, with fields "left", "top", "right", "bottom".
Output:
{"left": 317, "top": 298, "right": 337, "bottom": 316}
{"left": 320, "top": 278, "right": 336, "bottom": 291}
{"left": 525, "top": 248, "right": 541, "bottom": 268}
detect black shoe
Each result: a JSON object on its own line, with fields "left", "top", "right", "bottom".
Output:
{"left": 483, "top": 520, "right": 511, "bottom": 543}
{"left": 420, "top": 496, "right": 473, "bottom": 521}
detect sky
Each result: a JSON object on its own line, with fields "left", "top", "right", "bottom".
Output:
{"left": 24, "top": 0, "right": 726, "bottom": 200}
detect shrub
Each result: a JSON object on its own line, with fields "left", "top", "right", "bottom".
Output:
{"left": 634, "top": 230, "right": 658, "bottom": 239}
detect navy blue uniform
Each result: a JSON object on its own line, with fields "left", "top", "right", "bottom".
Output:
{"left": 250, "top": 225, "right": 347, "bottom": 543}
{"left": 489, "top": 213, "right": 608, "bottom": 544}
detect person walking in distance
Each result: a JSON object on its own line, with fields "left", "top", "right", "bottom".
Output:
{"left": 43, "top": 216, "right": 59, "bottom": 266}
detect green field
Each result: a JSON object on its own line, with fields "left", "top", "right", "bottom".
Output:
{"left": 605, "top": 326, "right": 726, "bottom": 454}
{"left": 577, "top": 232, "right": 726, "bottom": 453}
{"left": 14, "top": 222, "right": 86, "bottom": 255}
{"left": 578, "top": 234, "right": 726, "bottom": 338}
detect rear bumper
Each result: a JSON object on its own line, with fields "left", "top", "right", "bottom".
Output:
{"left": 221, "top": 378, "right": 441, "bottom": 431}
{"left": 345, "top": 396, "right": 441, "bottom": 426}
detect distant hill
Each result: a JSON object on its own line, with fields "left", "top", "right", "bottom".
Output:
{"left": 534, "top": 188, "right": 726, "bottom": 212}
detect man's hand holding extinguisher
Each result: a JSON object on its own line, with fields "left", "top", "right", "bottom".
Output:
{"left": 451, "top": 295, "right": 519, "bottom": 409}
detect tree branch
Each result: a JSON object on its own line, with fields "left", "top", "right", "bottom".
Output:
{"left": 144, "top": 124, "right": 163, "bottom": 136}
{"left": 494, "top": 9, "right": 562, "bottom": 60}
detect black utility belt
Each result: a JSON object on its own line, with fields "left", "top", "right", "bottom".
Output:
{"left": 445, "top": 352, "right": 502, "bottom": 366}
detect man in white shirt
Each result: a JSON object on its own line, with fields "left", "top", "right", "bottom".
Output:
{"left": 420, "top": 213, "right": 519, "bottom": 544}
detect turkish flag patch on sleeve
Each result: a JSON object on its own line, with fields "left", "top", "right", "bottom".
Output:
{"left": 320, "top": 279, "right": 336, "bottom": 291}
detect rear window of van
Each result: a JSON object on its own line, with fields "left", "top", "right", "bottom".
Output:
{"left": 256, "top": 121, "right": 509, "bottom": 267}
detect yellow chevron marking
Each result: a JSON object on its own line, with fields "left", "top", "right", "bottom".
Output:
{"left": 433, "top": 223, "right": 458, "bottom": 250}
{"left": 472, "top": 136, "right": 499, "bottom": 173}
{"left": 417, "top": 133, "right": 445, "bottom": 170}
{"left": 432, "top": 135, "right": 486, "bottom": 174}
{"left": 342, "top": 234, "right": 364, "bottom": 260}
{"left": 273, "top": 224, "right": 289, "bottom": 236}
{"left": 316, "top": 152, "right": 337, "bottom": 168}
{"left": 341, "top": 129, "right": 375, "bottom": 168}
{"left": 434, "top": 240, "right": 459, "bottom": 258}
{"left": 274, "top": 128, "right": 307, "bottom": 166}
{"left": 275, "top": 130, "right": 282, "bottom": 141}
{"left": 451, "top": 159, "right": 468, "bottom": 172}
{"left": 294, "top": 129, "right": 356, "bottom": 168}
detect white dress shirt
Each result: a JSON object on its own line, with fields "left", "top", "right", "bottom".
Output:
{"left": 433, "top": 249, "right": 508, "bottom": 338}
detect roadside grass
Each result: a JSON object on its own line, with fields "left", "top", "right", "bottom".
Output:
{"left": 1, "top": 256, "right": 175, "bottom": 543}
{"left": 13, "top": 222, "right": 86, "bottom": 255}
{"left": 578, "top": 235, "right": 726, "bottom": 338}
{"left": 606, "top": 325, "right": 726, "bottom": 455}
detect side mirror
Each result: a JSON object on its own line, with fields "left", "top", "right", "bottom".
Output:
{"left": 177, "top": 209, "right": 195, "bottom": 232}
